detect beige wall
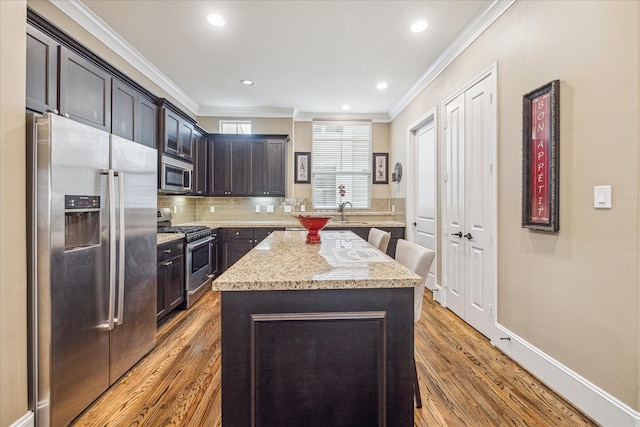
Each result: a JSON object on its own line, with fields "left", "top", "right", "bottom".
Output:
{"left": 391, "top": 0, "right": 639, "bottom": 410}
{"left": 292, "top": 121, "right": 391, "bottom": 200}
{"left": 1, "top": 1, "right": 28, "bottom": 425}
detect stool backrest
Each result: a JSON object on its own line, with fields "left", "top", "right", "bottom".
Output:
{"left": 368, "top": 227, "right": 391, "bottom": 254}
{"left": 395, "top": 239, "right": 436, "bottom": 322}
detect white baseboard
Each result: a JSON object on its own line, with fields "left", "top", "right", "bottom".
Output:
{"left": 493, "top": 323, "right": 640, "bottom": 427}
{"left": 10, "top": 411, "right": 34, "bottom": 427}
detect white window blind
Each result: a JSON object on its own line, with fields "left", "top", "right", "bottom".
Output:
{"left": 219, "top": 120, "right": 251, "bottom": 134}
{"left": 312, "top": 121, "right": 372, "bottom": 209}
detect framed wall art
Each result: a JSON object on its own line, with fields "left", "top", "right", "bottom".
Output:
{"left": 295, "top": 152, "right": 311, "bottom": 184}
{"left": 521, "top": 80, "right": 560, "bottom": 232}
{"left": 373, "top": 153, "right": 388, "bottom": 184}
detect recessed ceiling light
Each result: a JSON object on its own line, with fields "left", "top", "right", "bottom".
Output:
{"left": 341, "top": 104, "right": 350, "bottom": 111}
{"left": 377, "top": 82, "right": 388, "bottom": 90}
{"left": 240, "top": 79, "right": 254, "bottom": 86}
{"left": 411, "top": 20, "right": 428, "bottom": 33}
{"left": 207, "top": 14, "right": 225, "bottom": 27}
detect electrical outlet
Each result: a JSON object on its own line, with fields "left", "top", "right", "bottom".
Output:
{"left": 255, "top": 205, "right": 261, "bottom": 213}
{"left": 300, "top": 205, "right": 306, "bottom": 212}
{"left": 173, "top": 206, "right": 177, "bottom": 214}
{"left": 284, "top": 205, "right": 292, "bottom": 213}
{"left": 267, "top": 205, "right": 274, "bottom": 213}
{"left": 210, "top": 205, "right": 215, "bottom": 213}
{"left": 391, "top": 205, "right": 395, "bottom": 213}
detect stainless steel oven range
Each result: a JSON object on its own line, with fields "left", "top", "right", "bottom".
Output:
{"left": 157, "top": 208, "right": 218, "bottom": 308}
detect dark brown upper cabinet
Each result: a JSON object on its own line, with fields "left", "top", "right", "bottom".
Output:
{"left": 59, "top": 47, "right": 112, "bottom": 132}
{"left": 159, "top": 99, "right": 196, "bottom": 163}
{"left": 209, "top": 134, "right": 288, "bottom": 197}
{"left": 111, "top": 78, "right": 157, "bottom": 147}
{"left": 191, "top": 127, "right": 209, "bottom": 196}
{"left": 26, "top": 24, "right": 58, "bottom": 115}
{"left": 210, "top": 135, "right": 249, "bottom": 196}
{"left": 248, "top": 137, "right": 287, "bottom": 197}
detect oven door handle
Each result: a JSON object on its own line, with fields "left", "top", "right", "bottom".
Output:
{"left": 186, "top": 235, "right": 215, "bottom": 250}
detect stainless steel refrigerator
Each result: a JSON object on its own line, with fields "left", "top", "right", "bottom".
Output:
{"left": 27, "top": 113, "right": 157, "bottom": 426}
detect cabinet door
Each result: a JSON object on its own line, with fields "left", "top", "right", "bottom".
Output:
{"left": 165, "top": 256, "right": 185, "bottom": 312}
{"left": 266, "top": 139, "right": 286, "bottom": 196}
{"left": 111, "top": 79, "right": 136, "bottom": 141}
{"left": 230, "top": 141, "right": 249, "bottom": 195}
{"left": 136, "top": 96, "right": 157, "bottom": 148}
{"left": 248, "top": 139, "right": 266, "bottom": 196}
{"left": 192, "top": 134, "right": 208, "bottom": 195}
{"left": 163, "top": 109, "right": 180, "bottom": 157}
{"left": 26, "top": 25, "right": 58, "bottom": 114}
{"left": 179, "top": 121, "right": 194, "bottom": 161}
{"left": 222, "top": 239, "right": 254, "bottom": 271}
{"left": 59, "top": 47, "right": 111, "bottom": 132}
{"left": 211, "top": 139, "right": 231, "bottom": 196}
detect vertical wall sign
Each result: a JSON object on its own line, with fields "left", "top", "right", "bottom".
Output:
{"left": 521, "top": 80, "right": 560, "bottom": 232}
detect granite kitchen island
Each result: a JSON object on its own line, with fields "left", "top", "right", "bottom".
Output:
{"left": 213, "top": 230, "right": 422, "bottom": 427}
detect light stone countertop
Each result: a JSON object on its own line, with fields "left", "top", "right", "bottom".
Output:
{"left": 178, "top": 220, "right": 406, "bottom": 229}
{"left": 157, "top": 233, "right": 185, "bottom": 245}
{"left": 213, "top": 230, "right": 422, "bottom": 292}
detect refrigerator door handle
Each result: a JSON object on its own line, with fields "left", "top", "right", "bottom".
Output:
{"left": 105, "top": 169, "right": 117, "bottom": 331}
{"left": 115, "top": 171, "right": 125, "bottom": 326}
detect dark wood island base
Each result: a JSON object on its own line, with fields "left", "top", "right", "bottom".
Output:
{"left": 221, "top": 287, "right": 414, "bottom": 427}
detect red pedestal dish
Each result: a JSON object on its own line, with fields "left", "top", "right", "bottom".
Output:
{"left": 297, "top": 215, "right": 331, "bottom": 244}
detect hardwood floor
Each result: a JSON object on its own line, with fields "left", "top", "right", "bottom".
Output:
{"left": 72, "top": 290, "right": 598, "bottom": 426}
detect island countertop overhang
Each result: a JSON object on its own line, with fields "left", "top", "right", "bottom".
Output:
{"left": 213, "top": 230, "right": 422, "bottom": 291}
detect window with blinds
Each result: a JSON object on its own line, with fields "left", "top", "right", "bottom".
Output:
{"left": 312, "top": 121, "right": 372, "bottom": 209}
{"left": 219, "top": 120, "right": 251, "bottom": 134}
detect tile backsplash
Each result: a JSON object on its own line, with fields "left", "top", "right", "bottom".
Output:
{"left": 157, "top": 195, "right": 406, "bottom": 224}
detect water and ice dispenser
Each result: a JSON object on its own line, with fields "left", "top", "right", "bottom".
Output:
{"left": 64, "top": 195, "right": 101, "bottom": 251}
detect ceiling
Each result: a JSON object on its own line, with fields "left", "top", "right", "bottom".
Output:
{"left": 57, "top": 0, "right": 506, "bottom": 120}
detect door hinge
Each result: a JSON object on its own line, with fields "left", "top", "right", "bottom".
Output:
{"left": 444, "top": 120, "right": 448, "bottom": 129}
{"left": 489, "top": 93, "right": 493, "bottom": 104}
{"left": 443, "top": 172, "right": 448, "bottom": 182}
{"left": 489, "top": 163, "right": 494, "bottom": 175}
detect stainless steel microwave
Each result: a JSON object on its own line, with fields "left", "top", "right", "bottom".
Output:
{"left": 160, "top": 155, "right": 192, "bottom": 193}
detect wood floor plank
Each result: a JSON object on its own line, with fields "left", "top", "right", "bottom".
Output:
{"left": 72, "top": 289, "right": 598, "bottom": 427}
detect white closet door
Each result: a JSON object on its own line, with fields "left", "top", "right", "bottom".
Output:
{"left": 414, "top": 121, "right": 437, "bottom": 292}
{"left": 443, "top": 72, "right": 495, "bottom": 338}
{"left": 443, "top": 92, "right": 465, "bottom": 316}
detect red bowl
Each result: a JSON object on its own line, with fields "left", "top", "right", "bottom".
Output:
{"left": 297, "top": 215, "right": 331, "bottom": 244}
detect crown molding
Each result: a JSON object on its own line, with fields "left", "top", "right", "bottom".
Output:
{"left": 388, "top": 0, "right": 516, "bottom": 120}
{"left": 49, "top": 0, "right": 200, "bottom": 115}
{"left": 294, "top": 111, "right": 391, "bottom": 123}
{"left": 198, "top": 106, "right": 297, "bottom": 119}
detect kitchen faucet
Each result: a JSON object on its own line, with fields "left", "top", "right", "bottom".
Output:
{"left": 338, "top": 201, "right": 353, "bottom": 221}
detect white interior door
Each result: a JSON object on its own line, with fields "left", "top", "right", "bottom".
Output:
{"left": 443, "top": 71, "right": 495, "bottom": 339}
{"left": 413, "top": 121, "right": 438, "bottom": 296}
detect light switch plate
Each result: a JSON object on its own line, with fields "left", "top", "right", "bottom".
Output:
{"left": 267, "top": 205, "right": 274, "bottom": 213}
{"left": 210, "top": 205, "right": 215, "bottom": 213}
{"left": 284, "top": 205, "right": 292, "bottom": 213}
{"left": 594, "top": 185, "right": 611, "bottom": 209}
{"left": 300, "top": 205, "right": 306, "bottom": 212}
{"left": 255, "top": 205, "right": 261, "bottom": 213}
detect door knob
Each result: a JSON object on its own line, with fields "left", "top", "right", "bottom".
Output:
{"left": 464, "top": 233, "right": 473, "bottom": 240}
{"left": 453, "top": 232, "right": 462, "bottom": 237}
{"left": 412, "top": 222, "right": 417, "bottom": 226}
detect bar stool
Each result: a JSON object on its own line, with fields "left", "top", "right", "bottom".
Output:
{"left": 394, "top": 239, "right": 436, "bottom": 408}
{"left": 367, "top": 227, "right": 391, "bottom": 253}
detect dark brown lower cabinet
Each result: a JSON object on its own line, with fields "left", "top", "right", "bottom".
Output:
{"left": 156, "top": 240, "right": 184, "bottom": 322}
{"left": 220, "top": 227, "right": 285, "bottom": 272}
{"left": 221, "top": 287, "right": 413, "bottom": 426}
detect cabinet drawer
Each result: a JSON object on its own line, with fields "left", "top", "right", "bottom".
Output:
{"left": 157, "top": 240, "right": 184, "bottom": 263}
{"left": 221, "top": 228, "right": 253, "bottom": 239}
{"left": 253, "top": 227, "right": 285, "bottom": 240}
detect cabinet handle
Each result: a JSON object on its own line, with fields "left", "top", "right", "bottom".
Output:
{"left": 48, "top": 109, "right": 59, "bottom": 115}
{"left": 164, "top": 249, "right": 171, "bottom": 253}
{"left": 162, "top": 261, "right": 173, "bottom": 266}
{"left": 63, "top": 113, "right": 70, "bottom": 118}
{"left": 452, "top": 232, "right": 462, "bottom": 238}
